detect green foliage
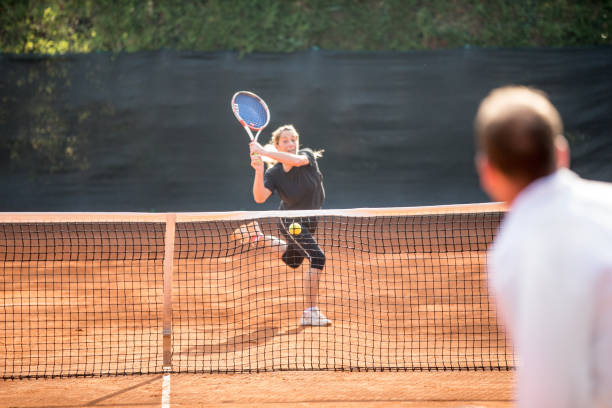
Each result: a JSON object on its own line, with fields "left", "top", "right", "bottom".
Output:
{"left": 0, "top": 0, "right": 96, "bottom": 54}
{"left": 0, "top": 0, "right": 610, "bottom": 54}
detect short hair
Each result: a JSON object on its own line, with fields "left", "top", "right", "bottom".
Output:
{"left": 474, "top": 86, "right": 564, "bottom": 183}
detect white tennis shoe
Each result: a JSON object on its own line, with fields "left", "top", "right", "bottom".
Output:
{"left": 300, "top": 306, "right": 331, "bottom": 326}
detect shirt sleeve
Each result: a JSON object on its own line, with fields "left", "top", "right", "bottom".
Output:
{"left": 263, "top": 167, "right": 276, "bottom": 192}
{"left": 299, "top": 148, "right": 316, "bottom": 167}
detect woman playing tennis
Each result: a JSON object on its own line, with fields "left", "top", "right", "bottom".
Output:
{"left": 249, "top": 124, "right": 330, "bottom": 326}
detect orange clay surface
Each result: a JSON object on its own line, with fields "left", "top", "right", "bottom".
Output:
{"left": 0, "top": 370, "right": 514, "bottom": 407}
{"left": 1, "top": 218, "right": 513, "bottom": 406}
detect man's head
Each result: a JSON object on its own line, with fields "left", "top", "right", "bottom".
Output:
{"left": 474, "top": 86, "right": 570, "bottom": 203}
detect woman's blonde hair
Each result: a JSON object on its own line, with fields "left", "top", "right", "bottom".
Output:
{"left": 262, "top": 124, "right": 323, "bottom": 166}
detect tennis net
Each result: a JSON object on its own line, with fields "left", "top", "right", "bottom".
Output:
{"left": 0, "top": 204, "right": 513, "bottom": 379}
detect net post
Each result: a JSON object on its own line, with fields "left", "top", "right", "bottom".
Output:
{"left": 162, "top": 213, "right": 176, "bottom": 371}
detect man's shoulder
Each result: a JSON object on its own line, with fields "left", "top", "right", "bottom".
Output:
{"left": 491, "top": 206, "right": 549, "bottom": 259}
{"left": 493, "top": 174, "right": 612, "bottom": 257}
{"left": 573, "top": 177, "right": 612, "bottom": 211}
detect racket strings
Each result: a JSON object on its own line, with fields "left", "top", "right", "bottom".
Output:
{"left": 234, "top": 94, "right": 269, "bottom": 129}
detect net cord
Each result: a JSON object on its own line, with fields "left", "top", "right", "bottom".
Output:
{"left": 0, "top": 202, "right": 507, "bottom": 224}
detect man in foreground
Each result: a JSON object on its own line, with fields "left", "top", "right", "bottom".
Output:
{"left": 474, "top": 86, "right": 612, "bottom": 407}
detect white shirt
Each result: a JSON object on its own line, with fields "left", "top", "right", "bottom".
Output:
{"left": 489, "top": 169, "right": 612, "bottom": 408}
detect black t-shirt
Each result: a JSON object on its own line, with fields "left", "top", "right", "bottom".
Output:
{"left": 263, "top": 148, "right": 325, "bottom": 210}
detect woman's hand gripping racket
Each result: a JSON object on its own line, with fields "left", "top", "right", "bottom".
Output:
{"left": 231, "top": 91, "right": 270, "bottom": 142}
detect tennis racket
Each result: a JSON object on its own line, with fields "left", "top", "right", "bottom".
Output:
{"left": 231, "top": 91, "right": 270, "bottom": 142}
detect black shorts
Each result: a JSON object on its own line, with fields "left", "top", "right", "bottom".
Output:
{"left": 279, "top": 217, "right": 326, "bottom": 270}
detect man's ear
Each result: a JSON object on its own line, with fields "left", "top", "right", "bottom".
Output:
{"left": 555, "top": 135, "right": 570, "bottom": 169}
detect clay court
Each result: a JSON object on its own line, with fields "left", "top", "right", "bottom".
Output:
{"left": 0, "top": 371, "right": 514, "bottom": 407}
{"left": 0, "top": 206, "right": 514, "bottom": 406}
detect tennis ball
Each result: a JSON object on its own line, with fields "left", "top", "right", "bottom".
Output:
{"left": 288, "top": 222, "right": 302, "bottom": 235}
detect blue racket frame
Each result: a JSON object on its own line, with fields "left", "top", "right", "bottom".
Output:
{"left": 231, "top": 91, "right": 270, "bottom": 141}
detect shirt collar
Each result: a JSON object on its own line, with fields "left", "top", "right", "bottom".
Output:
{"left": 511, "top": 168, "right": 577, "bottom": 212}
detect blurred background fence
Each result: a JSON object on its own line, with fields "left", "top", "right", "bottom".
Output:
{"left": 1, "top": 48, "right": 610, "bottom": 211}
{"left": 1, "top": 1, "right": 610, "bottom": 212}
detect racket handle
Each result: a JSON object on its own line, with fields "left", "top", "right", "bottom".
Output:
{"left": 246, "top": 126, "right": 259, "bottom": 157}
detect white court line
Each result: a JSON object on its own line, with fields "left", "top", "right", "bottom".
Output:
{"left": 161, "top": 373, "right": 171, "bottom": 408}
